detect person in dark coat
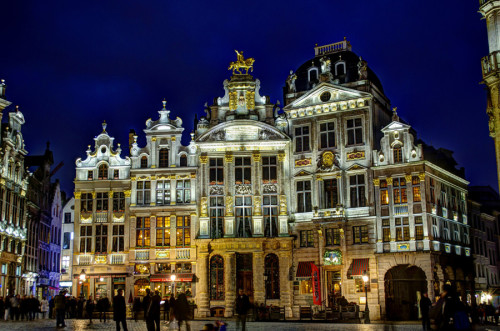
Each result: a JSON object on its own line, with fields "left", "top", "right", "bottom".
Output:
{"left": 169, "top": 295, "right": 176, "bottom": 321}
{"left": 175, "top": 292, "right": 191, "bottom": 331}
{"left": 143, "top": 289, "right": 153, "bottom": 331}
{"left": 98, "top": 296, "right": 110, "bottom": 323}
{"left": 113, "top": 289, "right": 128, "bottom": 331}
{"left": 419, "top": 292, "right": 432, "bottom": 331}
{"left": 149, "top": 291, "right": 161, "bottom": 331}
{"left": 54, "top": 291, "right": 67, "bottom": 327}
{"left": 235, "top": 289, "right": 250, "bottom": 331}
{"left": 86, "top": 295, "right": 95, "bottom": 325}
{"left": 132, "top": 297, "right": 141, "bottom": 322}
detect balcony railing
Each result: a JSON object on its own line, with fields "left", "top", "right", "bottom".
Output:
{"left": 394, "top": 204, "right": 409, "bottom": 216}
{"left": 94, "top": 254, "right": 107, "bottom": 264}
{"left": 135, "top": 250, "right": 149, "bottom": 260}
{"left": 175, "top": 248, "right": 191, "bottom": 260}
{"left": 314, "top": 39, "right": 352, "bottom": 57}
{"left": 110, "top": 253, "right": 126, "bottom": 265}
{"left": 481, "top": 51, "right": 500, "bottom": 78}
{"left": 95, "top": 212, "right": 108, "bottom": 223}
{"left": 79, "top": 255, "right": 92, "bottom": 265}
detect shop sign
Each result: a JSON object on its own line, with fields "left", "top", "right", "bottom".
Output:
{"left": 323, "top": 249, "right": 342, "bottom": 265}
{"left": 311, "top": 263, "right": 322, "bottom": 305}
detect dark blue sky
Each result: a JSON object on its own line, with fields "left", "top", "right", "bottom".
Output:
{"left": 0, "top": 1, "right": 491, "bottom": 196}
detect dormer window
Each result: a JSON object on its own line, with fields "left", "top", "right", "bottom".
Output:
{"left": 113, "top": 169, "right": 119, "bottom": 179}
{"left": 159, "top": 149, "right": 169, "bottom": 168}
{"left": 308, "top": 67, "right": 319, "bottom": 84}
{"left": 87, "top": 171, "right": 93, "bottom": 180}
{"left": 98, "top": 164, "right": 108, "bottom": 180}
{"left": 140, "top": 156, "right": 148, "bottom": 169}
{"left": 180, "top": 154, "right": 187, "bottom": 167}
{"left": 393, "top": 145, "right": 403, "bottom": 163}
{"left": 335, "top": 62, "right": 346, "bottom": 76}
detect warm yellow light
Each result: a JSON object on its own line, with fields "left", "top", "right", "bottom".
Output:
{"left": 170, "top": 274, "right": 176, "bottom": 281}
{"left": 362, "top": 275, "right": 369, "bottom": 283}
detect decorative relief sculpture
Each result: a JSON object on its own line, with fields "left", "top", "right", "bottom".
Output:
{"left": 279, "top": 195, "right": 287, "bottom": 215}
{"left": 209, "top": 130, "right": 226, "bottom": 141}
{"left": 235, "top": 184, "right": 252, "bottom": 195}
{"left": 259, "top": 129, "right": 280, "bottom": 140}
{"left": 317, "top": 150, "right": 338, "bottom": 172}
{"left": 200, "top": 197, "right": 208, "bottom": 217}
{"left": 263, "top": 184, "right": 277, "bottom": 194}
{"left": 357, "top": 56, "right": 368, "bottom": 80}
{"left": 320, "top": 56, "right": 331, "bottom": 73}
{"left": 286, "top": 70, "right": 297, "bottom": 93}
{"left": 253, "top": 196, "right": 262, "bottom": 216}
{"left": 209, "top": 186, "right": 224, "bottom": 196}
{"left": 225, "top": 196, "right": 234, "bottom": 216}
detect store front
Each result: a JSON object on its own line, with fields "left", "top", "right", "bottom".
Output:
{"left": 134, "top": 278, "right": 150, "bottom": 297}
{"left": 150, "top": 273, "right": 194, "bottom": 298}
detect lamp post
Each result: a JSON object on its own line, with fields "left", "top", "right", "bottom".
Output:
{"left": 79, "top": 269, "right": 86, "bottom": 299}
{"left": 170, "top": 273, "right": 176, "bottom": 297}
{"left": 362, "top": 271, "right": 370, "bottom": 324}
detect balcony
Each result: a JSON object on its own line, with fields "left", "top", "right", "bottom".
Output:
{"left": 94, "top": 254, "right": 107, "bottom": 264}
{"left": 95, "top": 212, "right": 108, "bottom": 223}
{"left": 78, "top": 255, "right": 92, "bottom": 265}
{"left": 175, "top": 248, "right": 191, "bottom": 260}
{"left": 110, "top": 253, "right": 126, "bottom": 265}
{"left": 314, "top": 39, "right": 352, "bottom": 57}
{"left": 135, "top": 250, "right": 149, "bottom": 260}
{"left": 481, "top": 51, "right": 500, "bottom": 79}
{"left": 394, "top": 204, "right": 408, "bottom": 216}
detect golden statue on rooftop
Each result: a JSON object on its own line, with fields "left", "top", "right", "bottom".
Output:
{"left": 229, "top": 50, "right": 255, "bottom": 75}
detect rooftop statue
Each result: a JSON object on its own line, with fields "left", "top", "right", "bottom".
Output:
{"left": 228, "top": 50, "right": 255, "bottom": 75}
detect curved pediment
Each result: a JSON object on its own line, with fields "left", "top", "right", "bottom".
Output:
{"left": 196, "top": 120, "right": 290, "bottom": 143}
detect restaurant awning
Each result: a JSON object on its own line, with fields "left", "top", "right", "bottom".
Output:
{"left": 150, "top": 273, "right": 194, "bottom": 282}
{"left": 73, "top": 273, "right": 129, "bottom": 279}
{"left": 347, "top": 258, "right": 369, "bottom": 277}
{"left": 296, "top": 261, "right": 313, "bottom": 278}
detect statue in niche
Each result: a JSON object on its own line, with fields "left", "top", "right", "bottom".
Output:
{"left": 320, "top": 56, "right": 331, "bottom": 74}
{"left": 286, "top": 70, "right": 297, "bottom": 92}
{"left": 279, "top": 195, "right": 288, "bottom": 215}
{"left": 358, "top": 56, "right": 368, "bottom": 80}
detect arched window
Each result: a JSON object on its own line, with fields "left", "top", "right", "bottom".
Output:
{"left": 98, "top": 164, "right": 108, "bottom": 180}
{"left": 265, "top": 254, "right": 280, "bottom": 299}
{"left": 140, "top": 156, "right": 148, "bottom": 169}
{"left": 180, "top": 154, "right": 187, "bottom": 167}
{"left": 393, "top": 146, "right": 402, "bottom": 163}
{"left": 308, "top": 67, "right": 318, "bottom": 84}
{"left": 335, "top": 62, "right": 346, "bottom": 76}
{"left": 159, "top": 149, "right": 169, "bottom": 168}
{"left": 210, "top": 255, "right": 224, "bottom": 300}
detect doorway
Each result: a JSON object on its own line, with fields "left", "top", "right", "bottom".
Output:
{"left": 236, "top": 253, "right": 253, "bottom": 300}
{"left": 326, "top": 270, "right": 342, "bottom": 307}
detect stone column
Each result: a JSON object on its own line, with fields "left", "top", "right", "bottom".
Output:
{"left": 278, "top": 251, "right": 293, "bottom": 318}
{"left": 224, "top": 252, "right": 236, "bottom": 317}
{"left": 252, "top": 252, "right": 265, "bottom": 305}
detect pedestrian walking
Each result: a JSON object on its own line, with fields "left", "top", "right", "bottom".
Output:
{"left": 169, "top": 294, "right": 176, "bottom": 322}
{"left": 54, "top": 290, "right": 67, "bottom": 327}
{"left": 86, "top": 295, "right": 95, "bottom": 325}
{"left": 175, "top": 292, "right": 191, "bottom": 331}
{"left": 235, "top": 289, "right": 250, "bottom": 331}
{"left": 113, "top": 289, "right": 128, "bottom": 331}
{"left": 143, "top": 288, "right": 154, "bottom": 331}
{"left": 4, "top": 294, "right": 11, "bottom": 320}
{"left": 149, "top": 290, "right": 161, "bottom": 331}
{"left": 419, "top": 292, "right": 432, "bottom": 331}
{"left": 98, "top": 295, "right": 110, "bottom": 322}
{"left": 40, "top": 296, "right": 49, "bottom": 319}
{"left": 163, "top": 296, "right": 170, "bottom": 321}
{"left": 49, "top": 296, "right": 55, "bottom": 319}
{"left": 132, "top": 297, "right": 141, "bottom": 322}
{"left": 10, "top": 294, "right": 20, "bottom": 321}
{"left": 20, "top": 295, "right": 28, "bottom": 320}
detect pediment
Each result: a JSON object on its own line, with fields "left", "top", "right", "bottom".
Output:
{"left": 294, "top": 169, "right": 314, "bottom": 177}
{"left": 381, "top": 121, "right": 411, "bottom": 133}
{"left": 346, "top": 163, "right": 367, "bottom": 171}
{"left": 284, "top": 82, "right": 371, "bottom": 110}
{"left": 197, "top": 120, "right": 289, "bottom": 143}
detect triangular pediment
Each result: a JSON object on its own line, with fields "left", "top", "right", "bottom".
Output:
{"left": 284, "top": 82, "right": 371, "bottom": 110}
{"left": 382, "top": 121, "right": 411, "bottom": 133}
{"left": 346, "top": 163, "right": 367, "bottom": 171}
{"left": 294, "top": 169, "right": 313, "bottom": 177}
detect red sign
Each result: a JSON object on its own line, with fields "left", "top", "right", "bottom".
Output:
{"left": 311, "top": 263, "right": 322, "bottom": 305}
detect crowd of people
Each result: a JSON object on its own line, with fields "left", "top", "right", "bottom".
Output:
{"left": 0, "top": 294, "right": 49, "bottom": 321}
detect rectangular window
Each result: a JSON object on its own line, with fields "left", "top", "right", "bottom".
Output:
{"left": 295, "top": 126, "right": 310, "bottom": 153}
{"left": 112, "top": 225, "right": 124, "bottom": 252}
{"left": 350, "top": 175, "right": 366, "bottom": 208}
{"left": 353, "top": 225, "right": 369, "bottom": 244}
{"left": 81, "top": 193, "right": 93, "bottom": 213}
{"left": 87, "top": 171, "right": 93, "bottom": 180}
{"left": 263, "top": 195, "right": 278, "bottom": 237}
{"left": 355, "top": 278, "right": 370, "bottom": 292}
{"left": 393, "top": 147, "right": 402, "bottom": 163}
{"left": 210, "top": 196, "right": 224, "bottom": 239}
{"left": 393, "top": 177, "right": 407, "bottom": 204}
{"left": 136, "top": 217, "right": 150, "bottom": 247}
{"left": 297, "top": 180, "right": 312, "bottom": 212}
{"left": 64, "top": 212, "right": 72, "bottom": 223}
{"left": 380, "top": 180, "right": 389, "bottom": 205}
{"left": 176, "top": 216, "right": 191, "bottom": 247}
{"left": 319, "top": 122, "right": 335, "bottom": 149}
{"left": 114, "top": 169, "right": 119, "bottom": 179}
{"left": 80, "top": 225, "right": 92, "bottom": 253}
{"left": 453, "top": 224, "right": 460, "bottom": 241}
{"left": 323, "top": 178, "right": 338, "bottom": 209}
{"left": 176, "top": 180, "right": 191, "bottom": 204}
{"left": 429, "top": 178, "right": 435, "bottom": 204}
{"left": 113, "top": 192, "right": 125, "bottom": 212}
{"left": 300, "top": 230, "right": 314, "bottom": 247}
{"left": 262, "top": 156, "right": 277, "bottom": 183}
{"left": 155, "top": 216, "right": 171, "bottom": 247}
{"left": 325, "top": 228, "right": 340, "bottom": 246}
{"left": 415, "top": 225, "right": 424, "bottom": 241}
{"left": 156, "top": 180, "right": 171, "bottom": 206}
{"left": 235, "top": 196, "right": 252, "bottom": 237}
{"left": 395, "top": 217, "right": 409, "bottom": 241}
{"left": 95, "top": 224, "right": 108, "bottom": 253}
{"left": 209, "top": 158, "right": 224, "bottom": 185}
{"left": 412, "top": 176, "right": 421, "bottom": 202}
{"left": 443, "top": 221, "right": 450, "bottom": 240}
{"left": 63, "top": 232, "right": 71, "bottom": 249}
{"left": 382, "top": 218, "right": 390, "bottom": 242}
{"left": 346, "top": 118, "right": 363, "bottom": 145}
{"left": 62, "top": 256, "right": 70, "bottom": 272}
{"left": 235, "top": 157, "right": 251, "bottom": 184}
{"left": 136, "top": 181, "right": 151, "bottom": 205}
{"left": 96, "top": 192, "right": 109, "bottom": 211}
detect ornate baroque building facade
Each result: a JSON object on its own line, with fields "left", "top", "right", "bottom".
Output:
{"left": 72, "top": 41, "right": 473, "bottom": 320}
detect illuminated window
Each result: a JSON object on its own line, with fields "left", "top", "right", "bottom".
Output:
{"left": 412, "top": 176, "right": 421, "bottom": 202}
{"left": 393, "top": 146, "right": 402, "bottom": 163}
{"left": 382, "top": 218, "right": 391, "bottom": 242}
{"left": 159, "top": 149, "right": 169, "bottom": 168}
{"left": 325, "top": 228, "right": 340, "bottom": 246}
{"left": 136, "top": 217, "right": 150, "bottom": 247}
{"left": 140, "top": 156, "right": 148, "bottom": 168}
{"left": 176, "top": 216, "right": 190, "bottom": 247}
{"left": 210, "top": 255, "right": 224, "bottom": 300}
{"left": 156, "top": 217, "right": 170, "bottom": 247}
{"left": 98, "top": 164, "right": 108, "bottom": 180}
{"left": 88, "top": 170, "right": 93, "bottom": 180}
{"left": 395, "top": 217, "right": 410, "bottom": 241}
{"left": 299, "top": 279, "right": 313, "bottom": 294}
{"left": 300, "top": 230, "right": 314, "bottom": 247}
{"left": 380, "top": 180, "right": 389, "bottom": 205}
{"left": 353, "top": 225, "right": 369, "bottom": 244}
{"left": 393, "top": 177, "right": 407, "bottom": 204}
{"left": 355, "top": 278, "right": 370, "bottom": 292}
{"left": 80, "top": 193, "right": 93, "bottom": 213}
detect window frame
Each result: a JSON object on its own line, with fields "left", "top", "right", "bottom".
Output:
{"left": 319, "top": 121, "right": 336, "bottom": 149}
{"left": 349, "top": 174, "right": 366, "bottom": 208}
{"left": 155, "top": 216, "right": 171, "bottom": 247}
{"left": 346, "top": 117, "right": 363, "bottom": 146}
{"left": 159, "top": 148, "right": 169, "bottom": 168}
{"left": 176, "top": 216, "right": 191, "bottom": 247}
{"left": 353, "top": 225, "right": 369, "bottom": 244}
{"left": 295, "top": 125, "right": 311, "bottom": 153}
{"left": 297, "top": 180, "right": 312, "bottom": 213}
{"left": 300, "top": 230, "right": 314, "bottom": 247}
{"left": 136, "top": 217, "right": 151, "bottom": 247}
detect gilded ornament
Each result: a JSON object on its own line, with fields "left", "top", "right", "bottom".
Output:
{"left": 246, "top": 91, "right": 255, "bottom": 110}
{"left": 200, "top": 197, "right": 208, "bottom": 217}
{"left": 74, "top": 192, "right": 82, "bottom": 199}
{"left": 386, "top": 177, "right": 393, "bottom": 185}
{"left": 91, "top": 192, "right": 96, "bottom": 199}
{"left": 124, "top": 190, "right": 131, "bottom": 198}
{"left": 405, "top": 175, "right": 412, "bottom": 183}
{"left": 171, "top": 136, "right": 176, "bottom": 141}
{"left": 278, "top": 152, "right": 285, "bottom": 162}
{"left": 419, "top": 173, "right": 425, "bottom": 181}
{"left": 373, "top": 178, "right": 380, "bottom": 186}
{"left": 253, "top": 196, "right": 262, "bottom": 216}
{"left": 109, "top": 191, "right": 114, "bottom": 198}
{"left": 252, "top": 152, "right": 261, "bottom": 162}
{"left": 279, "top": 195, "right": 287, "bottom": 215}
{"left": 199, "top": 155, "right": 208, "bottom": 164}
{"left": 131, "top": 177, "right": 136, "bottom": 181}
{"left": 225, "top": 153, "right": 233, "bottom": 163}
{"left": 225, "top": 196, "right": 234, "bottom": 216}
{"left": 228, "top": 50, "right": 255, "bottom": 75}
{"left": 152, "top": 137, "right": 157, "bottom": 142}
{"left": 229, "top": 92, "right": 237, "bottom": 111}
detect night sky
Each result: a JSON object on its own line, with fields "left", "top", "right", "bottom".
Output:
{"left": 0, "top": 1, "right": 492, "bottom": 196}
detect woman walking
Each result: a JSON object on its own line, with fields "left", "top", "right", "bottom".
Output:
{"left": 40, "top": 297, "right": 49, "bottom": 319}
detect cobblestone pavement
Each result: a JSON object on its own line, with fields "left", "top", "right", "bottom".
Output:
{"left": 0, "top": 319, "right": 500, "bottom": 331}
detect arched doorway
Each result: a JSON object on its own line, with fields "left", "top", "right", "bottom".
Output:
{"left": 385, "top": 265, "right": 427, "bottom": 320}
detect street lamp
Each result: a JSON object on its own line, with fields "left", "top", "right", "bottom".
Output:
{"left": 170, "top": 272, "right": 176, "bottom": 296}
{"left": 362, "top": 271, "right": 370, "bottom": 324}
{"left": 79, "top": 269, "right": 86, "bottom": 299}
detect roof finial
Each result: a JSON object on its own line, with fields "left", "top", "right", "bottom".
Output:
{"left": 162, "top": 98, "right": 167, "bottom": 109}
{"left": 16, "top": 105, "right": 19, "bottom": 112}
{"left": 102, "top": 120, "right": 107, "bottom": 133}
{"left": 392, "top": 107, "right": 399, "bottom": 122}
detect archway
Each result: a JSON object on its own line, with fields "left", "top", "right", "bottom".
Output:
{"left": 385, "top": 265, "right": 427, "bottom": 320}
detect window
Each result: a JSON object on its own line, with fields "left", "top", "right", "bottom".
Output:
{"left": 64, "top": 212, "right": 72, "bottom": 224}
{"left": 346, "top": 118, "right": 363, "bottom": 145}
{"left": 136, "top": 217, "right": 150, "bottom": 247}
{"left": 380, "top": 180, "right": 389, "bottom": 205}
{"left": 136, "top": 181, "right": 151, "bottom": 205}
{"left": 393, "top": 146, "right": 402, "bottom": 163}
{"left": 113, "top": 192, "right": 125, "bottom": 212}
{"left": 443, "top": 221, "right": 450, "bottom": 240}
{"left": 297, "top": 180, "right": 312, "bottom": 212}
{"left": 382, "top": 218, "right": 390, "bottom": 242}
{"left": 262, "top": 156, "right": 277, "bottom": 183}
{"left": 156, "top": 180, "right": 171, "bottom": 206}
{"left": 235, "top": 157, "right": 251, "bottom": 184}
{"left": 98, "top": 164, "right": 108, "bottom": 180}
{"left": 209, "top": 158, "right": 224, "bottom": 185}
{"left": 415, "top": 216, "right": 423, "bottom": 240}
{"left": 112, "top": 225, "right": 124, "bottom": 252}
{"left": 159, "top": 149, "right": 169, "bottom": 168}
{"left": 350, "top": 175, "right": 366, "bottom": 208}
{"left": 299, "top": 279, "right": 313, "bottom": 294}
{"left": 140, "top": 156, "right": 148, "bottom": 168}
{"left": 325, "top": 228, "right": 340, "bottom": 246}
{"left": 113, "top": 169, "right": 119, "bottom": 179}
{"left": 80, "top": 225, "right": 92, "bottom": 253}
{"left": 81, "top": 193, "right": 93, "bottom": 213}
{"left": 320, "top": 122, "right": 336, "bottom": 149}
{"left": 176, "top": 216, "right": 191, "bottom": 247}
{"left": 323, "top": 178, "right": 338, "bottom": 209}
{"left": 210, "top": 255, "right": 224, "bottom": 300}
{"left": 335, "top": 62, "right": 346, "bottom": 76}
{"left": 62, "top": 256, "right": 70, "bottom": 272}
{"left": 300, "top": 230, "right": 314, "bottom": 247}
{"left": 235, "top": 196, "right": 252, "bottom": 237}
{"left": 87, "top": 170, "right": 93, "bottom": 180}
{"left": 393, "top": 177, "right": 407, "bottom": 204}
{"left": 453, "top": 224, "right": 460, "bottom": 242}
{"left": 180, "top": 154, "right": 187, "bottom": 167}
{"left": 63, "top": 232, "right": 71, "bottom": 249}
{"left": 353, "top": 225, "right": 369, "bottom": 244}
{"left": 96, "top": 192, "right": 109, "bottom": 211}
{"left": 263, "top": 195, "right": 278, "bottom": 237}
{"left": 463, "top": 227, "right": 469, "bottom": 244}
{"left": 176, "top": 180, "right": 191, "bottom": 204}
{"left": 429, "top": 178, "right": 435, "bottom": 204}
{"left": 265, "top": 254, "right": 280, "bottom": 299}
{"left": 295, "top": 126, "right": 310, "bottom": 153}
{"left": 95, "top": 225, "right": 108, "bottom": 253}
{"left": 395, "top": 217, "right": 409, "bottom": 241}
{"left": 355, "top": 278, "right": 370, "bottom": 292}
{"left": 156, "top": 217, "right": 170, "bottom": 247}
{"left": 412, "top": 176, "right": 421, "bottom": 202}
{"left": 209, "top": 196, "right": 224, "bottom": 239}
